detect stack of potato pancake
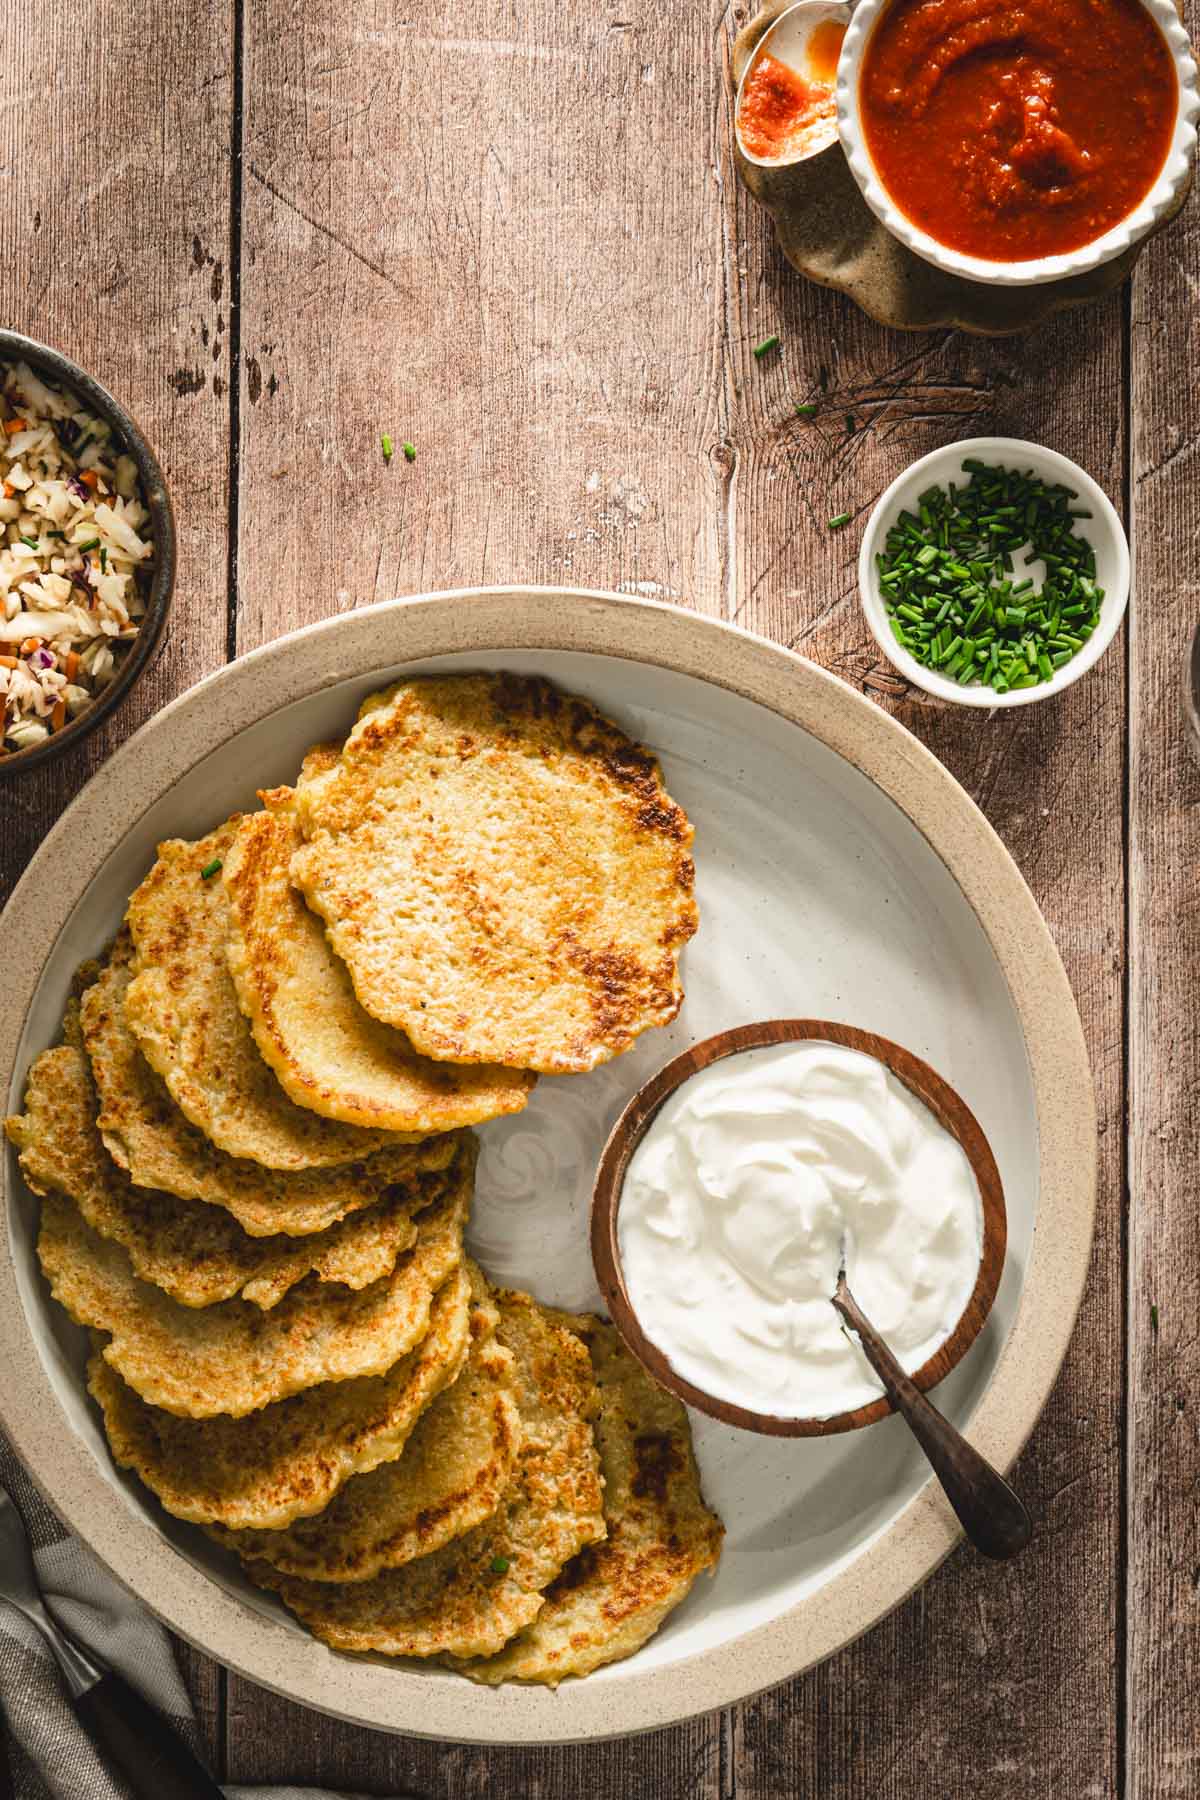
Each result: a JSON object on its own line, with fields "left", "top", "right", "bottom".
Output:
{"left": 7, "top": 673, "right": 722, "bottom": 1684}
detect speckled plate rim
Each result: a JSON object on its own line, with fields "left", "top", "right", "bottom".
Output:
{"left": 0, "top": 587, "right": 1096, "bottom": 1745}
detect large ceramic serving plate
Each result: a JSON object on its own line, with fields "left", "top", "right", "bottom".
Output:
{"left": 0, "top": 589, "right": 1096, "bottom": 1744}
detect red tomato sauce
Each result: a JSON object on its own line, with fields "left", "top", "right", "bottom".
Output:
{"left": 859, "top": 0, "right": 1177, "bottom": 260}
{"left": 739, "top": 22, "right": 847, "bottom": 161}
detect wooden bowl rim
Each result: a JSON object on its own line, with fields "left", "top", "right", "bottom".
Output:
{"left": 591, "top": 1018, "right": 1007, "bottom": 1437}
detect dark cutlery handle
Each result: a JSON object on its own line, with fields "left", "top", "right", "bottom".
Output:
{"left": 0, "top": 1710, "right": 14, "bottom": 1800}
{"left": 834, "top": 1286, "right": 1033, "bottom": 1560}
{"left": 74, "top": 1671, "right": 225, "bottom": 1800}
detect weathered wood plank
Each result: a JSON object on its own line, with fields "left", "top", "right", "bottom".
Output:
{"left": 226, "top": 1691, "right": 726, "bottom": 1797}
{"left": 1126, "top": 54, "right": 1200, "bottom": 1799}
{"left": 175, "top": 1642, "right": 224, "bottom": 1775}
{"left": 0, "top": 0, "right": 235, "bottom": 1765}
{"left": 0, "top": 0, "right": 234, "bottom": 909}
{"left": 226, "top": 0, "right": 728, "bottom": 1784}
{"left": 232, "top": 0, "right": 731, "bottom": 654}
{"left": 725, "top": 128, "right": 1126, "bottom": 1799}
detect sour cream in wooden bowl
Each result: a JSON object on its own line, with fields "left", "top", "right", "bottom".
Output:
{"left": 591, "top": 1020, "right": 1006, "bottom": 1437}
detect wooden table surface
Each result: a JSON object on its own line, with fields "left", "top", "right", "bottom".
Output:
{"left": 3, "top": 0, "right": 1198, "bottom": 1793}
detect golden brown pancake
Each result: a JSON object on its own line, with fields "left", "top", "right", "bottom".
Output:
{"left": 81, "top": 943, "right": 458, "bottom": 1238}
{"left": 123, "top": 820, "right": 424, "bottom": 1168}
{"left": 244, "top": 1289, "right": 606, "bottom": 1659}
{"left": 39, "top": 1171, "right": 469, "bottom": 1418}
{"left": 223, "top": 787, "right": 533, "bottom": 1132}
{"left": 5, "top": 1038, "right": 430, "bottom": 1309}
{"left": 459, "top": 1315, "right": 723, "bottom": 1685}
{"left": 291, "top": 673, "right": 697, "bottom": 1073}
{"left": 88, "top": 1263, "right": 472, "bottom": 1529}
{"left": 209, "top": 1263, "right": 521, "bottom": 1579}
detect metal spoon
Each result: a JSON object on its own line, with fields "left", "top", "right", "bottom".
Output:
{"left": 0, "top": 1483, "right": 224, "bottom": 1799}
{"left": 832, "top": 1259, "right": 1033, "bottom": 1560}
{"left": 734, "top": 0, "right": 851, "bottom": 168}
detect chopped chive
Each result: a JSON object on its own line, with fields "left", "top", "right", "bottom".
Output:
{"left": 381, "top": 433, "right": 394, "bottom": 462}
{"left": 845, "top": 413, "right": 856, "bottom": 434}
{"left": 18, "top": 534, "right": 38, "bottom": 549}
{"left": 827, "top": 512, "right": 852, "bottom": 531}
{"left": 200, "top": 859, "right": 223, "bottom": 880}
{"left": 873, "top": 457, "right": 1102, "bottom": 693}
{"left": 752, "top": 334, "right": 780, "bottom": 359}
{"left": 795, "top": 402, "right": 817, "bottom": 418}
{"left": 99, "top": 547, "right": 108, "bottom": 572}
{"left": 491, "top": 1555, "right": 510, "bottom": 1574}
{"left": 403, "top": 441, "right": 417, "bottom": 462}
{"left": 76, "top": 537, "right": 100, "bottom": 552}
{"left": 1151, "top": 1303, "right": 1159, "bottom": 1335}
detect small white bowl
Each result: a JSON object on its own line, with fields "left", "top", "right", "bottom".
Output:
{"left": 837, "top": 0, "right": 1199, "bottom": 286}
{"left": 858, "top": 438, "right": 1130, "bottom": 709}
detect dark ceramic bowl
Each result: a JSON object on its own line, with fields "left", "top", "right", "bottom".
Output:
{"left": 0, "top": 329, "right": 176, "bottom": 777}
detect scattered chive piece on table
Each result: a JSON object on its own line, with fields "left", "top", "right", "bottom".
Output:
{"left": 752, "top": 334, "right": 780, "bottom": 359}
{"left": 403, "top": 441, "right": 417, "bottom": 462}
{"left": 381, "top": 433, "right": 394, "bottom": 462}
{"left": 491, "top": 1555, "right": 510, "bottom": 1574}
{"left": 828, "top": 512, "right": 852, "bottom": 531}
{"left": 795, "top": 402, "right": 818, "bottom": 418}
{"left": 1151, "top": 1303, "right": 1159, "bottom": 1334}
{"left": 845, "top": 414, "right": 856, "bottom": 434}
{"left": 875, "top": 459, "right": 1104, "bottom": 694}
{"left": 200, "top": 859, "right": 223, "bottom": 880}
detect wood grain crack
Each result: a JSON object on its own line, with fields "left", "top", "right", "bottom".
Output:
{"left": 247, "top": 162, "right": 395, "bottom": 288}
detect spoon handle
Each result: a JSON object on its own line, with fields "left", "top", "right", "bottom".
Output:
{"left": 833, "top": 1280, "right": 1032, "bottom": 1560}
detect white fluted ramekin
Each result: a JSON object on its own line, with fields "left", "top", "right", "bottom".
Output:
{"left": 837, "top": 0, "right": 1199, "bottom": 286}
{"left": 859, "top": 438, "right": 1130, "bottom": 709}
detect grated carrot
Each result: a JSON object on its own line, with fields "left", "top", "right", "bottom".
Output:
{"left": 2, "top": 482, "right": 12, "bottom": 497}
{"left": 51, "top": 697, "right": 66, "bottom": 730}
{"left": 0, "top": 656, "right": 16, "bottom": 669}
{"left": 65, "top": 650, "right": 79, "bottom": 679}
{"left": 80, "top": 469, "right": 100, "bottom": 490}
{"left": 3, "top": 417, "right": 27, "bottom": 435}
{"left": 19, "top": 637, "right": 42, "bottom": 655}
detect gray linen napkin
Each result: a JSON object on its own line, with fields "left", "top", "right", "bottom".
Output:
{"left": 0, "top": 1432, "right": 398, "bottom": 1800}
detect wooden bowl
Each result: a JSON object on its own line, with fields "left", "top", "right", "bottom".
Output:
{"left": 591, "top": 1019, "right": 1007, "bottom": 1437}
